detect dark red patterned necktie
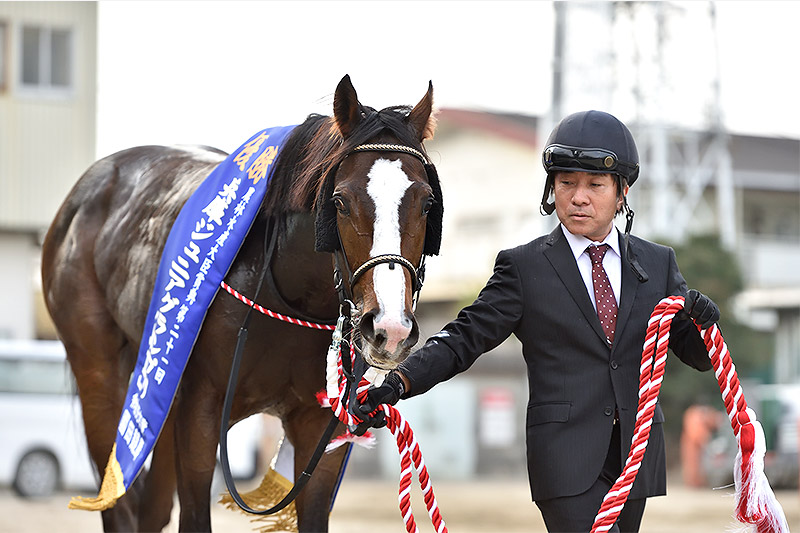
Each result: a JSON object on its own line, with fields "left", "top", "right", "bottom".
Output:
{"left": 587, "top": 244, "right": 617, "bottom": 344}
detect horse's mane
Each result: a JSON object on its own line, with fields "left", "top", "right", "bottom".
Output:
{"left": 262, "top": 105, "right": 428, "bottom": 216}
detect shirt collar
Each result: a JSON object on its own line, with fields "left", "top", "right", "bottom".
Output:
{"left": 561, "top": 223, "right": 621, "bottom": 262}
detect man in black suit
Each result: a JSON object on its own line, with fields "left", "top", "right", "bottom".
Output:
{"left": 356, "top": 110, "right": 720, "bottom": 532}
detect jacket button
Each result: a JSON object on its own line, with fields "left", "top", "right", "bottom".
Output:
{"left": 610, "top": 360, "right": 619, "bottom": 369}
{"left": 604, "top": 407, "right": 613, "bottom": 416}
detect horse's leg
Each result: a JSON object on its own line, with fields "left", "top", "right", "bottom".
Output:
{"left": 57, "top": 312, "right": 141, "bottom": 531}
{"left": 285, "top": 407, "right": 349, "bottom": 532}
{"left": 173, "top": 380, "right": 220, "bottom": 532}
{"left": 137, "top": 413, "right": 177, "bottom": 532}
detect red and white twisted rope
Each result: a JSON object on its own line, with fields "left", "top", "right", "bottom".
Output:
{"left": 591, "top": 296, "right": 789, "bottom": 533}
{"left": 324, "top": 324, "right": 448, "bottom": 533}
{"left": 221, "top": 282, "right": 446, "bottom": 531}
{"left": 220, "top": 281, "right": 335, "bottom": 330}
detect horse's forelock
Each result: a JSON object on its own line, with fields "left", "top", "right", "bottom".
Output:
{"left": 268, "top": 105, "right": 430, "bottom": 220}
{"left": 311, "top": 106, "right": 426, "bottom": 201}
{"left": 308, "top": 105, "right": 434, "bottom": 254}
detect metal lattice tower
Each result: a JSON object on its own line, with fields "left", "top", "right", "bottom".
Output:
{"left": 551, "top": 1, "right": 736, "bottom": 249}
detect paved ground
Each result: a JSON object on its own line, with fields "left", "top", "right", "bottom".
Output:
{"left": 0, "top": 478, "right": 797, "bottom": 532}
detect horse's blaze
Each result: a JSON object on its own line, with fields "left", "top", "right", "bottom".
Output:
{"left": 365, "top": 158, "right": 416, "bottom": 361}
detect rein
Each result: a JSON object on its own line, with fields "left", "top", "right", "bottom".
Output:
{"left": 217, "top": 142, "right": 438, "bottom": 525}
{"left": 217, "top": 212, "right": 339, "bottom": 518}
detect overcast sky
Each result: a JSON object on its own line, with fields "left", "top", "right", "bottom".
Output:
{"left": 96, "top": 1, "right": 800, "bottom": 158}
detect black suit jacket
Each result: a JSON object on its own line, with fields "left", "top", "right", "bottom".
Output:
{"left": 399, "top": 225, "right": 711, "bottom": 501}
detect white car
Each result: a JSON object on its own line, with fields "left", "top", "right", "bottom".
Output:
{"left": 0, "top": 339, "right": 94, "bottom": 497}
{"left": 0, "top": 339, "right": 262, "bottom": 498}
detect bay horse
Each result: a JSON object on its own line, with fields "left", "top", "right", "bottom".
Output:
{"left": 41, "top": 74, "right": 441, "bottom": 532}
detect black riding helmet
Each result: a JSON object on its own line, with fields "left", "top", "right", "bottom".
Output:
{"left": 540, "top": 110, "right": 647, "bottom": 280}
{"left": 540, "top": 110, "right": 639, "bottom": 216}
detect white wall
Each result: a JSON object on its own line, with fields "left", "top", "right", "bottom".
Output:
{"left": 0, "top": 2, "right": 97, "bottom": 231}
{"left": 0, "top": 234, "right": 37, "bottom": 339}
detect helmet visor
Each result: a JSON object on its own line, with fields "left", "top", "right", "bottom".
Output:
{"left": 543, "top": 144, "right": 621, "bottom": 173}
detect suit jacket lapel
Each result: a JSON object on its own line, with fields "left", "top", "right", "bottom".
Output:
{"left": 543, "top": 226, "right": 609, "bottom": 345}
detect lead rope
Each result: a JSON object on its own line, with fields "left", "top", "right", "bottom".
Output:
{"left": 221, "top": 281, "right": 446, "bottom": 531}
{"left": 591, "top": 296, "right": 789, "bottom": 533}
{"left": 325, "top": 317, "right": 448, "bottom": 533}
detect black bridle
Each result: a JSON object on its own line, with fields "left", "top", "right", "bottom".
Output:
{"left": 333, "top": 144, "right": 428, "bottom": 309}
{"left": 331, "top": 143, "right": 430, "bottom": 312}
{"left": 219, "top": 142, "right": 431, "bottom": 517}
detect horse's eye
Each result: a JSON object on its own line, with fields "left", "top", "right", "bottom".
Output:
{"left": 332, "top": 196, "right": 349, "bottom": 215}
{"left": 422, "top": 196, "right": 434, "bottom": 215}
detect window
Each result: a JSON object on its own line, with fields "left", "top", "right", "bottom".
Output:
{"left": 742, "top": 190, "right": 800, "bottom": 240}
{"left": 0, "top": 358, "right": 74, "bottom": 395}
{"left": 20, "top": 24, "right": 73, "bottom": 91}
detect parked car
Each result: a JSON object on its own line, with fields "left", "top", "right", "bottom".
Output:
{"left": 0, "top": 339, "right": 93, "bottom": 497}
{"left": 0, "top": 339, "right": 262, "bottom": 498}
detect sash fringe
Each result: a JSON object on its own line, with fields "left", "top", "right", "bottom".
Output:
{"left": 219, "top": 468, "right": 298, "bottom": 533}
{"left": 68, "top": 443, "right": 125, "bottom": 511}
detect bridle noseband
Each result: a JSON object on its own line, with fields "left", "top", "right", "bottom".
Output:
{"left": 350, "top": 254, "right": 421, "bottom": 294}
{"left": 332, "top": 143, "right": 430, "bottom": 310}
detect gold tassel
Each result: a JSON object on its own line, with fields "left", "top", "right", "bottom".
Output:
{"left": 68, "top": 443, "right": 125, "bottom": 511}
{"left": 219, "top": 468, "right": 298, "bottom": 533}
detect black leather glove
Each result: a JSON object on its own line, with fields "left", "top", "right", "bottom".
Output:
{"left": 350, "top": 409, "right": 386, "bottom": 436}
{"left": 350, "top": 371, "right": 406, "bottom": 436}
{"left": 359, "top": 371, "right": 405, "bottom": 414}
{"left": 682, "top": 289, "right": 720, "bottom": 329}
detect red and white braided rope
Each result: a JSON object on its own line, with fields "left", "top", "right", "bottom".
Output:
{"left": 591, "top": 296, "right": 789, "bottom": 533}
{"left": 220, "top": 281, "right": 335, "bottom": 330}
{"left": 220, "top": 282, "right": 446, "bottom": 530}
{"left": 324, "top": 326, "right": 448, "bottom": 533}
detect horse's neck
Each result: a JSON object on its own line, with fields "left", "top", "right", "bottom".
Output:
{"left": 267, "top": 212, "right": 339, "bottom": 321}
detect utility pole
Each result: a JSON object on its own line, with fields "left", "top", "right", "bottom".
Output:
{"left": 551, "top": 1, "right": 566, "bottom": 125}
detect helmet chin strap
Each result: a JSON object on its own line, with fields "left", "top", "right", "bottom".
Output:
{"left": 622, "top": 196, "right": 634, "bottom": 236}
{"left": 620, "top": 196, "right": 648, "bottom": 282}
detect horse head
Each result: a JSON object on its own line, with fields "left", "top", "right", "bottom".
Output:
{"left": 314, "top": 75, "right": 442, "bottom": 370}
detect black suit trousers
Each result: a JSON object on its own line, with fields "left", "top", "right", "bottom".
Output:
{"left": 534, "top": 423, "right": 647, "bottom": 533}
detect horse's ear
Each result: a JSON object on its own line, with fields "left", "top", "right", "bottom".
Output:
{"left": 333, "top": 74, "right": 362, "bottom": 139}
{"left": 407, "top": 81, "right": 436, "bottom": 142}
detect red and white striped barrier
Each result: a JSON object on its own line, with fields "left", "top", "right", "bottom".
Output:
{"left": 591, "top": 296, "right": 789, "bottom": 533}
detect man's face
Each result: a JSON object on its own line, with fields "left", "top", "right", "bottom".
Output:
{"left": 553, "top": 171, "right": 627, "bottom": 242}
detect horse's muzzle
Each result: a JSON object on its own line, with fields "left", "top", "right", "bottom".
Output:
{"left": 359, "top": 309, "right": 419, "bottom": 368}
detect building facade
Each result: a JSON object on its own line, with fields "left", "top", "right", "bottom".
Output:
{"left": 0, "top": 2, "right": 97, "bottom": 339}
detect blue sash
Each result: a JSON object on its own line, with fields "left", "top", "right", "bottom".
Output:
{"left": 70, "top": 125, "right": 296, "bottom": 510}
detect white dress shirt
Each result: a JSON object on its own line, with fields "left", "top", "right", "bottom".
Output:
{"left": 561, "top": 224, "right": 622, "bottom": 310}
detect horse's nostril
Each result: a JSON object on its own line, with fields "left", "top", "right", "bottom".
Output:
{"left": 374, "top": 331, "right": 388, "bottom": 348}
{"left": 361, "top": 313, "right": 388, "bottom": 348}
{"left": 406, "top": 317, "right": 420, "bottom": 347}
{"left": 360, "top": 311, "right": 377, "bottom": 343}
